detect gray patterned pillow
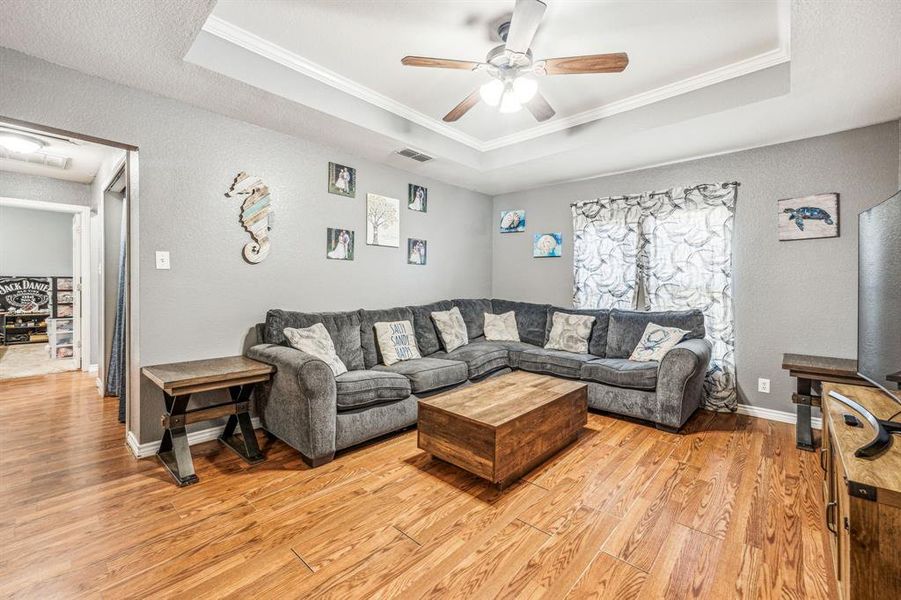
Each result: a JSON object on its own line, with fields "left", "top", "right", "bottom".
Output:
{"left": 545, "top": 312, "right": 595, "bottom": 354}
{"left": 484, "top": 311, "right": 520, "bottom": 342}
{"left": 629, "top": 323, "right": 689, "bottom": 362}
{"left": 283, "top": 323, "right": 347, "bottom": 376}
{"left": 374, "top": 320, "right": 422, "bottom": 366}
{"left": 431, "top": 306, "right": 469, "bottom": 352}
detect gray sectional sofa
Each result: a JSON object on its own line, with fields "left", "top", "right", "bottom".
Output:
{"left": 247, "top": 299, "right": 712, "bottom": 467}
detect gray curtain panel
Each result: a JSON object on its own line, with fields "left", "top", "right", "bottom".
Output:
{"left": 106, "top": 209, "right": 127, "bottom": 422}
{"left": 572, "top": 183, "right": 738, "bottom": 411}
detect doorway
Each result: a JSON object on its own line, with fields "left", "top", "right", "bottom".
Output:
{"left": 0, "top": 118, "right": 136, "bottom": 428}
{"left": 0, "top": 198, "right": 90, "bottom": 378}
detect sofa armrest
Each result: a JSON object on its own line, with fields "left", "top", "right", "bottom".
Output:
{"left": 247, "top": 343, "right": 337, "bottom": 463}
{"left": 656, "top": 338, "right": 712, "bottom": 429}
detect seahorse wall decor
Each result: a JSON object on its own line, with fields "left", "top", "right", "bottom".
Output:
{"left": 224, "top": 172, "right": 273, "bottom": 263}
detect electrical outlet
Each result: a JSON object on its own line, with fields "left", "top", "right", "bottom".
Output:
{"left": 758, "top": 378, "right": 770, "bottom": 393}
{"left": 155, "top": 251, "right": 171, "bottom": 270}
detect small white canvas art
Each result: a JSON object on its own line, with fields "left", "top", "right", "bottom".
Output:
{"left": 366, "top": 193, "right": 400, "bottom": 247}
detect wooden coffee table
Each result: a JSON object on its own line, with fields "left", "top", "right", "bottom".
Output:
{"left": 418, "top": 371, "right": 587, "bottom": 488}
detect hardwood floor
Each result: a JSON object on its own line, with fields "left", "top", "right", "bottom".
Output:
{"left": 1, "top": 371, "right": 838, "bottom": 599}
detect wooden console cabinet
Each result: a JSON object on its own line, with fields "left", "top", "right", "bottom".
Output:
{"left": 822, "top": 382, "right": 901, "bottom": 599}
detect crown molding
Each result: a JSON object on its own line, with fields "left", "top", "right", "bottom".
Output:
{"left": 202, "top": 15, "right": 485, "bottom": 151}
{"left": 202, "top": 13, "right": 791, "bottom": 154}
{"left": 480, "top": 46, "right": 790, "bottom": 151}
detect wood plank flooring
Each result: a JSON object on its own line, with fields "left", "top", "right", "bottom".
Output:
{"left": 0, "top": 371, "right": 838, "bottom": 599}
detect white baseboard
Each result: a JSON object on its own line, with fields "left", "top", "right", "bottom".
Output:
{"left": 736, "top": 403, "right": 822, "bottom": 430}
{"left": 126, "top": 417, "right": 263, "bottom": 459}
{"left": 87, "top": 363, "right": 98, "bottom": 373}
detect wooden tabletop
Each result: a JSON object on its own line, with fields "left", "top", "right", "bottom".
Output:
{"left": 142, "top": 356, "right": 274, "bottom": 396}
{"left": 781, "top": 353, "right": 859, "bottom": 378}
{"left": 825, "top": 382, "right": 901, "bottom": 504}
{"left": 419, "top": 371, "right": 586, "bottom": 429}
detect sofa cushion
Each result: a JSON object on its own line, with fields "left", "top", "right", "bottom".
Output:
{"left": 581, "top": 358, "right": 658, "bottom": 390}
{"left": 335, "top": 370, "right": 411, "bottom": 410}
{"left": 373, "top": 357, "right": 468, "bottom": 393}
{"left": 264, "top": 309, "right": 364, "bottom": 371}
{"left": 407, "top": 300, "right": 453, "bottom": 356}
{"left": 606, "top": 309, "right": 706, "bottom": 359}
{"left": 545, "top": 312, "right": 596, "bottom": 354}
{"left": 359, "top": 307, "right": 416, "bottom": 368}
{"left": 517, "top": 348, "right": 597, "bottom": 379}
{"left": 451, "top": 298, "right": 493, "bottom": 339}
{"left": 491, "top": 300, "right": 550, "bottom": 346}
{"left": 374, "top": 320, "right": 421, "bottom": 365}
{"left": 432, "top": 341, "right": 510, "bottom": 380}
{"left": 628, "top": 323, "right": 689, "bottom": 362}
{"left": 484, "top": 311, "right": 520, "bottom": 342}
{"left": 546, "top": 307, "right": 610, "bottom": 357}
{"left": 431, "top": 306, "right": 469, "bottom": 352}
{"left": 283, "top": 323, "right": 347, "bottom": 376}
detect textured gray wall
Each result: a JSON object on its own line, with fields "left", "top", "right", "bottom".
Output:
{"left": 0, "top": 48, "right": 492, "bottom": 443}
{"left": 492, "top": 121, "right": 900, "bottom": 414}
{"left": 0, "top": 170, "right": 91, "bottom": 207}
{"left": 0, "top": 205, "right": 73, "bottom": 276}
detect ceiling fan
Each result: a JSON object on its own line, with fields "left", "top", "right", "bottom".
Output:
{"left": 400, "top": 0, "right": 629, "bottom": 123}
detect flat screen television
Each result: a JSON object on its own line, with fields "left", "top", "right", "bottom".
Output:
{"left": 857, "top": 190, "right": 901, "bottom": 400}
{"left": 830, "top": 190, "right": 901, "bottom": 458}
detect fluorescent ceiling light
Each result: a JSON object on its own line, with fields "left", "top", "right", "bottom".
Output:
{"left": 0, "top": 133, "right": 45, "bottom": 154}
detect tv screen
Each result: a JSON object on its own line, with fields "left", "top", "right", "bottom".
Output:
{"left": 858, "top": 190, "right": 901, "bottom": 401}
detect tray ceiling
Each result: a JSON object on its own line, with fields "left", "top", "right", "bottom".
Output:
{"left": 197, "top": 0, "right": 787, "bottom": 148}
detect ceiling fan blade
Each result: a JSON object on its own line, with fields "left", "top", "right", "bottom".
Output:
{"left": 443, "top": 89, "right": 481, "bottom": 122}
{"left": 504, "top": 0, "right": 547, "bottom": 55}
{"left": 524, "top": 91, "right": 555, "bottom": 122}
{"left": 540, "top": 52, "right": 629, "bottom": 75}
{"left": 401, "top": 56, "right": 482, "bottom": 71}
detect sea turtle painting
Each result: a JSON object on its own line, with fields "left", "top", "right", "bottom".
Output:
{"left": 783, "top": 206, "right": 834, "bottom": 231}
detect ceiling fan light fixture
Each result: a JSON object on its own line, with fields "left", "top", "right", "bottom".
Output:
{"left": 499, "top": 91, "right": 522, "bottom": 114}
{"left": 479, "top": 79, "right": 504, "bottom": 107}
{"left": 512, "top": 77, "right": 538, "bottom": 103}
{"left": 0, "top": 133, "right": 45, "bottom": 154}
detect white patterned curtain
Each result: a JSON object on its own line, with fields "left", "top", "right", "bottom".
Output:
{"left": 572, "top": 194, "right": 644, "bottom": 309}
{"left": 572, "top": 183, "right": 738, "bottom": 411}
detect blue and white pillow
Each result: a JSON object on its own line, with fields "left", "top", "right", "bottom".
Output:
{"left": 629, "top": 323, "right": 689, "bottom": 362}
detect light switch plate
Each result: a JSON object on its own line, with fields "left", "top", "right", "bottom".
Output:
{"left": 155, "top": 251, "right": 171, "bottom": 270}
{"left": 758, "top": 378, "right": 770, "bottom": 393}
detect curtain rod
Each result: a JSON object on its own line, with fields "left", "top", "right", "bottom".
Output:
{"left": 570, "top": 181, "right": 741, "bottom": 208}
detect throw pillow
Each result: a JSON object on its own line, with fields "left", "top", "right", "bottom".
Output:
{"left": 374, "top": 320, "right": 422, "bottom": 366}
{"left": 545, "top": 312, "right": 595, "bottom": 354}
{"left": 484, "top": 311, "right": 521, "bottom": 342}
{"left": 283, "top": 323, "right": 348, "bottom": 376}
{"left": 629, "top": 323, "right": 689, "bottom": 362}
{"left": 431, "top": 306, "right": 469, "bottom": 352}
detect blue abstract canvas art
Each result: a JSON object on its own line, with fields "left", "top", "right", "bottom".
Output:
{"left": 533, "top": 233, "right": 562, "bottom": 257}
{"left": 499, "top": 209, "right": 526, "bottom": 233}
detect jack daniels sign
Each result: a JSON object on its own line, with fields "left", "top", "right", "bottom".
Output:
{"left": 0, "top": 277, "right": 52, "bottom": 313}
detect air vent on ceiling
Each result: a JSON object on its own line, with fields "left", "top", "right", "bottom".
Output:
{"left": 396, "top": 148, "right": 433, "bottom": 163}
{"left": 0, "top": 147, "right": 71, "bottom": 169}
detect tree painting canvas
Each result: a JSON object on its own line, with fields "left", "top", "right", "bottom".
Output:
{"left": 366, "top": 193, "right": 400, "bottom": 247}
{"left": 778, "top": 193, "right": 839, "bottom": 241}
